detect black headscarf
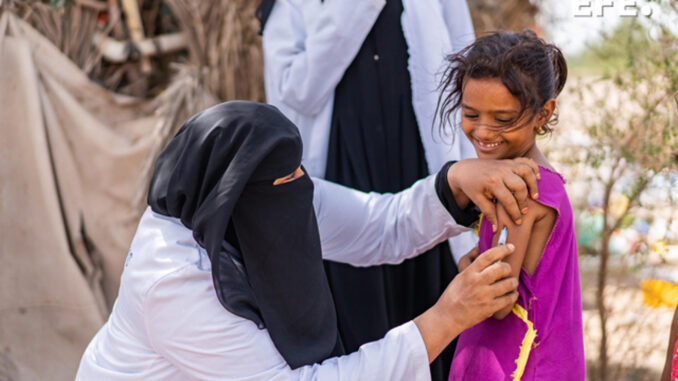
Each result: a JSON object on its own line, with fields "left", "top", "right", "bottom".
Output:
{"left": 255, "top": 0, "right": 275, "bottom": 34}
{"left": 147, "top": 101, "right": 343, "bottom": 368}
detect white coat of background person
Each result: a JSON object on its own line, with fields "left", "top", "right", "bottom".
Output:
{"left": 261, "top": 0, "right": 477, "bottom": 259}
{"left": 260, "top": 1, "right": 479, "bottom": 378}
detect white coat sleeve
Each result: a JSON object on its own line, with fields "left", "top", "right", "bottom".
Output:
{"left": 144, "top": 264, "right": 430, "bottom": 381}
{"left": 313, "top": 174, "right": 471, "bottom": 266}
{"left": 262, "top": 0, "right": 385, "bottom": 116}
{"left": 442, "top": 0, "right": 476, "bottom": 53}
{"left": 439, "top": 0, "right": 478, "bottom": 263}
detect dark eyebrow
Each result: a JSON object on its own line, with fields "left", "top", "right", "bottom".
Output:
{"left": 461, "top": 104, "right": 478, "bottom": 112}
{"left": 461, "top": 103, "right": 518, "bottom": 114}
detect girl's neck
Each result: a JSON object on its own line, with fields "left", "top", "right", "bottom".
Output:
{"left": 522, "top": 143, "right": 553, "bottom": 171}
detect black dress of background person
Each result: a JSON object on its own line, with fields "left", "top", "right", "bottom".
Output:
{"left": 323, "top": 1, "right": 457, "bottom": 380}
{"left": 257, "top": 1, "right": 461, "bottom": 379}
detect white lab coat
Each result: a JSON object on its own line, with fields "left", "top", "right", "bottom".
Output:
{"left": 76, "top": 175, "right": 471, "bottom": 381}
{"left": 262, "top": 0, "right": 478, "bottom": 260}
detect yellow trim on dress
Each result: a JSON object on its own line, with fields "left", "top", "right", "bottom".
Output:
{"left": 511, "top": 304, "right": 537, "bottom": 381}
{"left": 476, "top": 215, "right": 537, "bottom": 381}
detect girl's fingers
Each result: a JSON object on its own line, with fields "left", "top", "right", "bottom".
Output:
{"left": 468, "top": 247, "right": 480, "bottom": 261}
{"left": 458, "top": 257, "right": 469, "bottom": 272}
{"left": 458, "top": 247, "right": 479, "bottom": 272}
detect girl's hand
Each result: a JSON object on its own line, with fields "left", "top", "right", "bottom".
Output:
{"left": 446, "top": 158, "right": 540, "bottom": 232}
{"left": 457, "top": 247, "right": 479, "bottom": 272}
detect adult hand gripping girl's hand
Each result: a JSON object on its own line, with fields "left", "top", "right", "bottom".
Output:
{"left": 414, "top": 244, "right": 519, "bottom": 363}
{"left": 446, "top": 158, "right": 540, "bottom": 232}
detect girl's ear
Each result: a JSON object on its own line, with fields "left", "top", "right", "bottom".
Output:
{"left": 538, "top": 99, "right": 556, "bottom": 125}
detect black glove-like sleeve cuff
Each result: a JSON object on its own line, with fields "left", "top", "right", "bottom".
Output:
{"left": 435, "top": 161, "right": 481, "bottom": 228}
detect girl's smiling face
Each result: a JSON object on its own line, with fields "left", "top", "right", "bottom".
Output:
{"left": 461, "top": 77, "right": 554, "bottom": 160}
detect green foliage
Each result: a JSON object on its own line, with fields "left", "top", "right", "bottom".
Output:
{"left": 48, "top": 0, "right": 66, "bottom": 8}
{"left": 571, "top": 13, "right": 678, "bottom": 381}
{"left": 574, "top": 19, "right": 678, "bottom": 183}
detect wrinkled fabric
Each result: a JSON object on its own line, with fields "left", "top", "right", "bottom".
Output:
{"left": 450, "top": 167, "right": 585, "bottom": 380}
{"left": 0, "top": 12, "right": 215, "bottom": 380}
{"left": 324, "top": 2, "right": 457, "bottom": 379}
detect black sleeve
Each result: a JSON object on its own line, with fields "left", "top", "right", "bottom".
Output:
{"left": 435, "top": 161, "right": 481, "bottom": 227}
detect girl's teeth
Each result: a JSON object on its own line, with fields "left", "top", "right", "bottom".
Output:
{"left": 479, "top": 141, "right": 500, "bottom": 147}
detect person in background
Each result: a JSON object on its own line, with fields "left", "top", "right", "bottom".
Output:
{"left": 259, "top": 1, "right": 477, "bottom": 378}
{"left": 75, "top": 101, "right": 542, "bottom": 380}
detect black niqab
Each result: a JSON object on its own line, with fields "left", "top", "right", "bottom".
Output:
{"left": 255, "top": 0, "right": 275, "bottom": 34}
{"left": 147, "top": 101, "right": 343, "bottom": 368}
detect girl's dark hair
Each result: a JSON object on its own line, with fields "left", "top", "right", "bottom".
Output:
{"left": 437, "top": 29, "right": 568, "bottom": 135}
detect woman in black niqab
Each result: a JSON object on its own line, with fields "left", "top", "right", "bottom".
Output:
{"left": 147, "top": 101, "right": 343, "bottom": 368}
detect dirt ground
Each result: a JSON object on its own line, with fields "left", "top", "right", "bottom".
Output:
{"left": 579, "top": 254, "right": 677, "bottom": 380}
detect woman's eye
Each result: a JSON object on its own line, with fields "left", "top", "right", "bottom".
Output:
{"left": 273, "top": 166, "right": 304, "bottom": 186}
{"left": 464, "top": 114, "right": 478, "bottom": 119}
{"left": 496, "top": 118, "right": 512, "bottom": 123}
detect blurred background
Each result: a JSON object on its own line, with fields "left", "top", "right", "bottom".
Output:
{"left": 0, "top": 0, "right": 676, "bottom": 380}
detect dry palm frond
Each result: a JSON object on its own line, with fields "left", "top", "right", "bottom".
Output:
{"left": 468, "top": 0, "right": 538, "bottom": 34}
{"left": 5, "top": 0, "right": 541, "bottom": 103}
{"left": 16, "top": 2, "right": 104, "bottom": 73}
{"left": 132, "top": 64, "right": 219, "bottom": 212}
{"left": 9, "top": 0, "right": 265, "bottom": 102}
{"left": 5, "top": 0, "right": 184, "bottom": 98}
{"left": 164, "top": 0, "right": 264, "bottom": 102}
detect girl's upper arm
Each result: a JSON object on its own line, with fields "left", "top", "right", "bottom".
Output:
{"left": 491, "top": 198, "right": 555, "bottom": 319}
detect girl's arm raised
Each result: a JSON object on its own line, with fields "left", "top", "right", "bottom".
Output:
{"left": 491, "top": 198, "right": 556, "bottom": 319}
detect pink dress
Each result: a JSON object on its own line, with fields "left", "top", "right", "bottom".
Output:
{"left": 449, "top": 167, "right": 585, "bottom": 380}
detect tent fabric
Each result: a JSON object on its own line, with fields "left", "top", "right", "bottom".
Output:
{"left": 0, "top": 12, "right": 216, "bottom": 380}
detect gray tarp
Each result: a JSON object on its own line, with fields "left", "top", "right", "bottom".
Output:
{"left": 0, "top": 12, "right": 216, "bottom": 380}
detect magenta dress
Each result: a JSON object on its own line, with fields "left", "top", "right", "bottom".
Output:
{"left": 449, "top": 167, "right": 585, "bottom": 380}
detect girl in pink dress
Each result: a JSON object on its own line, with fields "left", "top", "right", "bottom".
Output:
{"left": 437, "top": 30, "right": 586, "bottom": 380}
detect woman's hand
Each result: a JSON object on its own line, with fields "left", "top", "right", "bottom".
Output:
{"left": 447, "top": 158, "right": 540, "bottom": 232}
{"left": 414, "top": 244, "right": 518, "bottom": 363}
